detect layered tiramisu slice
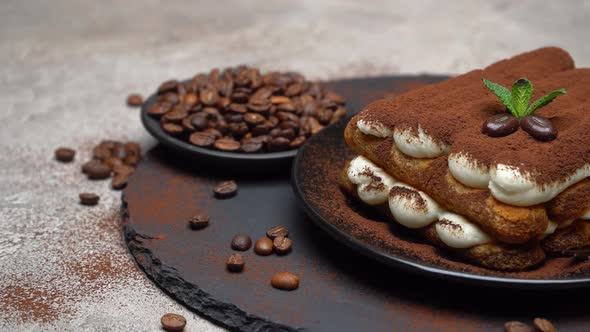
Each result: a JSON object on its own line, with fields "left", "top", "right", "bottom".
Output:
{"left": 339, "top": 47, "right": 590, "bottom": 270}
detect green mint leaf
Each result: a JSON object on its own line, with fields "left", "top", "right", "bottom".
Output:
{"left": 525, "top": 88, "right": 566, "bottom": 115}
{"left": 482, "top": 78, "right": 515, "bottom": 116}
{"left": 511, "top": 78, "right": 533, "bottom": 117}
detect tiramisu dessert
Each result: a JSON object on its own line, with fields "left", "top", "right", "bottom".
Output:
{"left": 339, "top": 47, "right": 590, "bottom": 270}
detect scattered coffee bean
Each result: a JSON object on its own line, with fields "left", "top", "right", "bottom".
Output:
{"left": 482, "top": 114, "right": 520, "bottom": 137}
{"left": 227, "top": 253, "right": 245, "bottom": 272}
{"left": 254, "top": 238, "right": 274, "bottom": 256}
{"left": 271, "top": 272, "right": 299, "bottom": 291}
{"left": 148, "top": 66, "right": 347, "bottom": 153}
{"left": 266, "top": 225, "right": 289, "bottom": 239}
{"left": 273, "top": 236, "right": 292, "bottom": 255}
{"left": 79, "top": 193, "right": 100, "bottom": 206}
{"left": 55, "top": 147, "right": 75, "bottom": 162}
{"left": 160, "top": 313, "right": 186, "bottom": 332}
{"left": 231, "top": 234, "right": 252, "bottom": 251}
{"left": 533, "top": 318, "right": 555, "bottom": 332}
{"left": 521, "top": 115, "right": 557, "bottom": 141}
{"left": 111, "top": 174, "right": 128, "bottom": 190}
{"left": 213, "top": 180, "right": 238, "bottom": 198}
{"left": 126, "top": 93, "right": 144, "bottom": 107}
{"left": 86, "top": 162, "right": 112, "bottom": 180}
{"left": 82, "top": 159, "right": 102, "bottom": 174}
{"left": 188, "top": 214, "right": 210, "bottom": 229}
{"left": 504, "top": 321, "right": 533, "bottom": 332}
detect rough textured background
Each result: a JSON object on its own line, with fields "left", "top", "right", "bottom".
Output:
{"left": 0, "top": 0, "right": 589, "bottom": 331}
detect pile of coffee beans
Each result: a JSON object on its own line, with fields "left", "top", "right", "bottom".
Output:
{"left": 504, "top": 317, "right": 556, "bottom": 332}
{"left": 147, "top": 65, "right": 348, "bottom": 153}
{"left": 82, "top": 140, "right": 142, "bottom": 190}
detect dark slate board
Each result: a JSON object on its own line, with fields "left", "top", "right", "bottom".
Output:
{"left": 123, "top": 76, "right": 590, "bottom": 332}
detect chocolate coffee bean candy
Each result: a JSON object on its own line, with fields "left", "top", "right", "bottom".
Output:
{"left": 231, "top": 234, "right": 252, "bottom": 251}
{"left": 241, "top": 139, "right": 263, "bottom": 153}
{"left": 271, "top": 272, "right": 299, "bottom": 291}
{"left": 55, "top": 147, "right": 75, "bottom": 162}
{"left": 266, "top": 225, "right": 289, "bottom": 239}
{"left": 533, "top": 318, "right": 555, "bottom": 332}
{"left": 273, "top": 236, "right": 292, "bottom": 255}
{"left": 520, "top": 115, "right": 557, "bottom": 141}
{"left": 79, "top": 193, "right": 100, "bottom": 206}
{"left": 86, "top": 162, "right": 111, "bottom": 180}
{"left": 126, "top": 93, "right": 143, "bottom": 106}
{"left": 482, "top": 114, "right": 520, "bottom": 137}
{"left": 226, "top": 253, "right": 245, "bottom": 272}
{"left": 111, "top": 174, "right": 128, "bottom": 190}
{"left": 160, "top": 313, "right": 186, "bottom": 332}
{"left": 213, "top": 137, "right": 241, "bottom": 152}
{"left": 254, "top": 238, "right": 273, "bottom": 256}
{"left": 504, "top": 321, "right": 533, "bottom": 332}
{"left": 188, "top": 214, "right": 210, "bottom": 229}
{"left": 189, "top": 132, "right": 216, "bottom": 147}
{"left": 213, "top": 180, "right": 238, "bottom": 198}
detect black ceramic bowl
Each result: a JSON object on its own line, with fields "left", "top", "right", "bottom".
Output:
{"left": 140, "top": 91, "right": 297, "bottom": 172}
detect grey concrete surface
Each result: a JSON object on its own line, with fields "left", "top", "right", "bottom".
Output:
{"left": 0, "top": 0, "right": 589, "bottom": 330}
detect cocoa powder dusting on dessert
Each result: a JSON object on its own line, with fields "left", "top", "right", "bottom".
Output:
{"left": 390, "top": 186, "right": 427, "bottom": 212}
{"left": 304, "top": 136, "right": 590, "bottom": 279}
{"left": 355, "top": 47, "right": 590, "bottom": 185}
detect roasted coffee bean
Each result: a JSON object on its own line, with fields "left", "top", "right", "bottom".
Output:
{"left": 243, "top": 112, "right": 266, "bottom": 126}
{"left": 162, "top": 110, "right": 188, "bottom": 123}
{"left": 214, "top": 137, "right": 241, "bottom": 151}
{"left": 266, "top": 225, "right": 289, "bottom": 239}
{"left": 520, "top": 115, "right": 557, "bottom": 141}
{"left": 188, "top": 214, "right": 210, "bottom": 229}
{"left": 125, "top": 142, "right": 141, "bottom": 155}
{"left": 86, "top": 162, "right": 111, "bottom": 180}
{"left": 504, "top": 321, "right": 533, "bottom": 332}
{"left": 482, "top": 114, "right": 520, "bottom": 137}
{"left": 158, "top": 80, "right": 179, "bottom": 94}
{"left": 82, "top": 159, "right": 102, "bottom": 174}
{"left": 190, "top": 113, "right": 209, "bottom": 130}
{"left": 289, "top": 136, "right": 306, "bottom": 148}
{"left": 162, "top": 123, "right": 184, "bottom": 136}
{"left": 268, "top": 137, "right": 290, "bottom": 151}
{"left": 55, "top": 147, "right": 75, "bottom": 162}
{"left": 113, "top": 164, "right": 135, "bottom": 176}
{"left": 247, "top": 102, "right": 271, "bottom": 113}
{"left": 181, "top": 93, "right": 198, "bottom": 106}
{"left": 316, "top": 108, "right": 333, "bottom": 124}
{"left": 271, "top": 272, "right": 299, "bottom": 291}
{"left": 111, "top": 174, "right": 128, "bottom": 190}
{"left": 273, "top": 236, "right": 292, "bottom": 255}
{"left": 188, "top": 132, "right": 215, "bottom": 147}
{"left": 241, "top": 139, "right": 263, "bottom": 153}
{"left": 213, "top": 180, "right": 238, "bottom": 198}
{"left": 126, "top": 93, "right": 144, "bottom": 107}
{"left": 204, "top": 128, "right": 223, "bottom": 139}
{"left": 147, "top": 102, "right": 171, "bottom": 117}
{"left": 227, "top": 254, "right": 245, "bottom": 272}
{"left": 279, "top": 121, "right": 299, "bottom": 131}
{"left": 252, "top": 122, "right": 272, "bottom": 136}
{"left": 533, "top": 318, "right": 555, "bottom": 332}
{"left": 324, "top": 91, "right": 345, "bottom": 104}
{"left": 124, "top": 154, "right": 140, "bottom": 166}
{"left": 104, "top": 157, "right": 123, "bottom": 169}
{"left": 79, "top": 193, "right": 100, "bottom": 206}
{"left": 254, "top": 238, "right": 274, "bottom": 256}
{"left": 160, "top": 92, "right": 180, "bottom": 104}
{"left": 331, "top": 107, "right": 347, "bottom": 123}
{"left": 160, "top": 313, "right": 186, "bottom": 332}
{"left": 229, "top": 103, "right": 247, "bottom": 114}
{"left": 200, "top": 88, "right": 219, "bottom": 106}
{"left": 231, "top": 234, "right": 252, "bottom": 251}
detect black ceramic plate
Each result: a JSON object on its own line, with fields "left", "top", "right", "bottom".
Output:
{"left": 291, "top": 119, "right": 590, "bottom": 289}
{"left": 140, "top": 90, "right": 297, "bottom": 171}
